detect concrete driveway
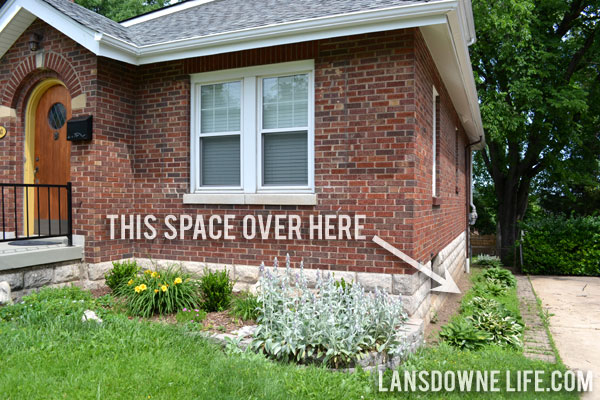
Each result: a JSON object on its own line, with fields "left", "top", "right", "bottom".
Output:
{"left": 530, "top": 276, "right": 600, "bottom": 399}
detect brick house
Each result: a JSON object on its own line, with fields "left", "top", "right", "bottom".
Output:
{"left": 0, "top": 0, "right": 484, "bottom": 320}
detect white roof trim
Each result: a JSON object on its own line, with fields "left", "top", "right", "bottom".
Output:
{"left": 120, "top": 0, "right": 216, "bottom": 27}
{"left": 0, "top": 0, "right": 483, "bottom": 142}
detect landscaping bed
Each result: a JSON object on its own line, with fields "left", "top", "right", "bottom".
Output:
{"left": 0, "top": 257, "right": 580, "bottom": 398}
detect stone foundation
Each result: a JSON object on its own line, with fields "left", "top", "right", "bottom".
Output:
{"left": 0, "top": 260, "right": 103, "bottom": 300}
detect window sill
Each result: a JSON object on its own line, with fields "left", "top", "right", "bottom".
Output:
{"left": 432, "top": 196, "right": 442, "bottom": 207}
{"left": 183, "top": 193, "right": 317, "bottom": 206}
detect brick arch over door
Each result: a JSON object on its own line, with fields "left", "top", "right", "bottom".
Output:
{"left": 2, "top": 51, "right": 83, "bottom": 108}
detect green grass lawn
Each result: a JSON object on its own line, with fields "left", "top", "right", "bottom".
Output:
{"left": 0, "top": 282, "right": 580, "bottom": 399}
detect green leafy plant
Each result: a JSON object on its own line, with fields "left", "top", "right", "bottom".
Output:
{"left": 481, "top": 267, "right": 516, "bottom": 288}
{"left": 176, "top": 308, "right": 207, "bottom": 324}
{"left": 472, "top": 255, "right": 503, "bottom": 269}
{"left": 199, "top": 268, "right": 234, "bottom": 312}
{"left": 439, "top": 319, "right": 491, "bottom": 350}
{"left": 521, "top": 216, "right": 600, "bottom": 276}
{"left": 468, "top": 310, "right": 523, "bottom": 349}
{"left": 253, "top": 256, "right": 407, "bottom": 368}
{"left": 125, "top": 266, "right": 200, "bottom": 317}
{"left": 473, "top": 280, "right": 507, "bottom": 297}
{"left": 105, "top": 260, "right": 140, "bottom": 295}
{"left": 230, "top": 292, "right": 261, "bottom": 321}
{"left": 333, "top": 277, "right": 353, "bottom": 293}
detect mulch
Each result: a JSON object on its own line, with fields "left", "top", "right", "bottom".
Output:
{"left": 91, "top": 285, "right": 254, "bottom": 335}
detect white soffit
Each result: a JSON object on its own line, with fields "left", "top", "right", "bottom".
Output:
{"left": 0, "top": 6, "right": 36, "bottom": 60}
{"left": 421, "top": 22, "right": 484, "bottom": 145}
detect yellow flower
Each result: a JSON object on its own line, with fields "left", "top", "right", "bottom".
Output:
{"left": 154, "top": 289, "right": 159, "bottom": 293}
{"left": 139, "top": 284, "right": 147, "bottom": 291}
{"left": 161, "top": 285, "right": 168, "bottom": 292}
{"left": 127, "top": 279, "right": 134, "bottom": 286}
{"left": 174, "top": 277, "right": 182, "bottom": 285}
{"left": 151, "top": 271, "right": 159, "bottom": 278}
{"left": 134, "top": 286, "right": 141, "bottom": 293}
{"left": 144, "top": 270, "right": 152, "bottom": 275}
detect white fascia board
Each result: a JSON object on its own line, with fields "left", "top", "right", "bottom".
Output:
{"left": 446, "top": 10, "right": 484, "bottom": 146}
{"left": 19, "top": 0, "right": 100, "bottom": 54}
{"left": 120, "top": 0, "right": 216, "bottom": 27}
{"left": 420, "top": 23, "right": 483, "bottom": 146}
{"left": 95, "top": 32, "right": 139, "bottom": 64}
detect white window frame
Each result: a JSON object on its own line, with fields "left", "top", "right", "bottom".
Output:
{"left": 432, "top": 86, "right": 439, "bottom": 197}
{"left": 196, "top": 79, "right": 244, "bottom": 192}
{"left": 189, "top": 60, "right": 315, "bottom": 202}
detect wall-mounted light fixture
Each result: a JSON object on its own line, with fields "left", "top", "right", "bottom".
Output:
{"left": 29, "top": 33, "right": 42, "bottom": 52}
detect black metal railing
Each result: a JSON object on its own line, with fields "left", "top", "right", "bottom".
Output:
{"left": 0, "top": 182, "right": 73, "bottom": 246}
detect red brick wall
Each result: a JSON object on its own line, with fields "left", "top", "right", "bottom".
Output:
{"left": 0, "top": 21, "right": 469, "bottom": 273}
{"left": 131, "top": 30, "right": 421, "bottom": 274}
{"left": 412, "top": 29, "right": 469, "bottom": 266}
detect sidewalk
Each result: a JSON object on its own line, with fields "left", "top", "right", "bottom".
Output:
{"left": 530, "top": 276, "right": 600, "bottom": 400}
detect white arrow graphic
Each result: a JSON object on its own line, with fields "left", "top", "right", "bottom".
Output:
{"left": 372, "top": 235, "right": 460, "bottom": 294}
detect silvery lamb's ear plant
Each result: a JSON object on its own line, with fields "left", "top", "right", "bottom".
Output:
{"left": 252, "top": 255, "right": 408, "bottom": 368}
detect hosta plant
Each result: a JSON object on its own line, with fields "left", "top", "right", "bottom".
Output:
{"left": 252, "top": 256, "right": 407, "bottom": 368}
{"left": 468, "top": 310, "right": 523, "bottom": 348}
{"left": 439, "top": 319, "right": 491, "bottom": 350}
{"left": 472, "top": 255, "right": 503, "bottom": 269}
{"left": 464, "top": 296, "right": 519, "bottom": 320}
{"left": 474, "top": 280, "right": 507, "bottom": 297}
{"left": 125, "top": 266, "right": 200, "bottom": 317}
{"left": 480, "top": 267, "right": 516, "bottom": 288}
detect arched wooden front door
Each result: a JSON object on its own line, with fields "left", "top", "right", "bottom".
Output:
{"left": 33, "top": 84, "right": 71, "bottom": 235}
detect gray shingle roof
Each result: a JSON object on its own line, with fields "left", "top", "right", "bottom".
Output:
{"left": 41, "top": 0, "right": 427, "bottom": 47}
{"left": 41, "top": 0, "right": 136, "bottom": 44}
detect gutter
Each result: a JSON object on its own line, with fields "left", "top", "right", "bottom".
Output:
{"left": 464, "top": 135, "right": 482, "bottom": 271}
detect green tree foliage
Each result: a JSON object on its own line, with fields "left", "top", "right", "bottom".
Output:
{"left": 521, "top": 215, "right": 600, "bottom": 276}
{"left": 75, "top": 0, "right": 177, "bottom": 22}
{"left": 471, "top": 0, "right": 600, "bottom": 265}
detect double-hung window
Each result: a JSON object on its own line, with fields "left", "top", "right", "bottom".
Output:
{"left": 188, "top": 61, "right": 315, "bottom": 205}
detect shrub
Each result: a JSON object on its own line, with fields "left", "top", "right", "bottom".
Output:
{"left": 125, "top": 266, "right": 200, "bottom": 317}
{"left": 521, "top": 215, "right": 600, "bottom": 276}
{"left": 230, "top": 292, "right": 261, "bottom": 321}
{"left": 439, "top": 319, "right": 491, "bottom": 350}
{"left": 176, "top": 308, "right": 207, "bottom": 324}
{"left": 199, "top": 268, "right": 234, "bottom": 312}
{"left": 472, "top": 255, "right": 502, "bottom": 269}
{"left": 252, "top": 256, "right": 407, "bottom": 368}
{"left": 105, "top": 260, "right": 140, "bottom": 295}
{"left": 480, "top": 267, "right": 516, "bottom": 288}
{"left": 468, "top": 310, "right": 523, "bottom": 348}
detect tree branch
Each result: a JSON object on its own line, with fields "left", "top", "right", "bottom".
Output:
{"left": 555, "top": 0, "right": 587, "bottom": 38}
{"left": 565, "top": 26, "right": 599, "bottom": 81}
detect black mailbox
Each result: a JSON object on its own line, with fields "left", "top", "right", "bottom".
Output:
{"left": 67, "top": 115, "right": 93, "bottom": 141}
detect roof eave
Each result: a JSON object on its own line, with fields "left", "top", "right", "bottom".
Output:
{"left": 0, "top": 0, "right": 484, "bottom": 145}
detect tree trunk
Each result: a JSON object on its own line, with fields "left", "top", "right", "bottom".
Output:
{"left": 495, "top": 174, "right": 531, "bottom": 268}
{"left": 498, "top": 202, "right": 519, "bottom": 267}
